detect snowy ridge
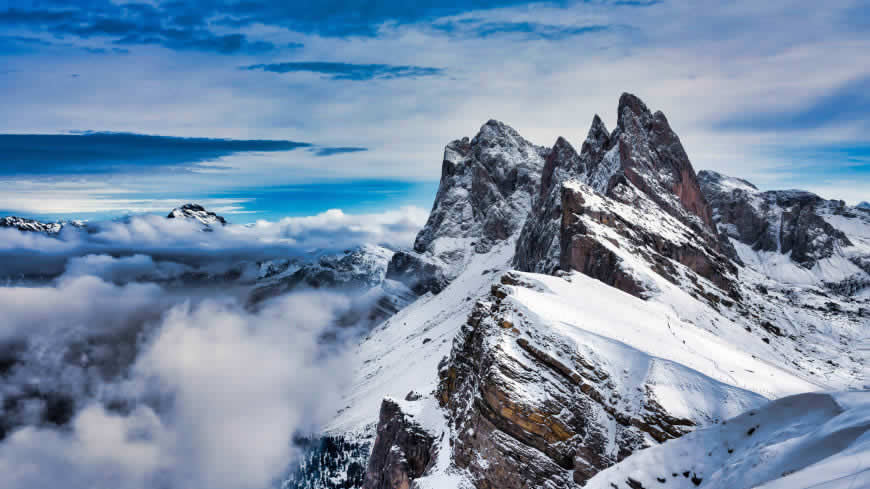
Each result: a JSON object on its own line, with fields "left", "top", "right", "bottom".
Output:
{"left": 699, "top": 170, "right": 870, "bottom": 292}
{"left": 324, "top": 238, "right": 519, "bottom": 435}
{"left": 585, "top": 391, "right": 870, "bottom": 489}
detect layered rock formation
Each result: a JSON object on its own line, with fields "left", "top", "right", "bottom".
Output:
{"left": 337, "top": 93, "right": 869, "bottom": 489}
{"left": 516, "top": 94, "right": 739, "bottom": 301}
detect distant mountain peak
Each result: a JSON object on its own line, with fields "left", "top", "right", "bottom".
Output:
{"left": 0, "top": 216, "right": 85, "bottom": 234}
{"left": 167, "top": 203, "right": 227, "bottom": 226}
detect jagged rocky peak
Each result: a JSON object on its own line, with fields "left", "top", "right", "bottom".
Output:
{"left": 597, "top": 92, "right": 715, "bottom": 231}
{"left": 414, "top": 119, "right": 547, "bottom": 254}
{"left": 387, "top": 119, "right": 547, "bottom": 294}
{"left": 515, "top": 94, "right": 738, "bottom": 299}
{"left": 515, "top": 135, "right": 584, "bottom": 274}
{"left": 698, "top": 170, "right": 855, "bottom": 269}
{"left": 167, "top": 203, "right": 227, "bottom": 226}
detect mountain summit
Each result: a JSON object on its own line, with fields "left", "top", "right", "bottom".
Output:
{"left": 167, "top": 203, "right": 228, "bottom": 226}
{"left": 308, "top": 93, "right": 870, "bottom": 489}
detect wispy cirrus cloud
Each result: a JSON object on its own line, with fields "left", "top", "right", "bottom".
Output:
{"left": 0, "top": 4, "right": 278, "bottom": 55}
{"left": 431, "top": 19, "right": 614, "bottom": 40}
{"left": 243, "top": 61, "right": 444, "bottom": 81}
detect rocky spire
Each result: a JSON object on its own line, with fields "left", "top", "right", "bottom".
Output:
{"left": 588, "top": 92, "right": 716, "bottom": 231}
{"left": 387, "top": 119, "right": 547, "bottom": 294}
{"left": 515, "top": 136, "right": 583, "bottom": 274}
{"left": 579, "top": 114, "right": 610, "bottom": 163}
{"left": 515, "top": 93, "right": 738, "bottom": 298}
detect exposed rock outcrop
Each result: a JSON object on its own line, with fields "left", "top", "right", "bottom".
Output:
{"left": 435, "top": 273, "right": 723, "bottom": 488}
{"left": 516, "top": 94, "right": 738, "bottom": 299}
{"left": 698, "top": 170, "right": 854, "bottom": 268}
{"left": 387, "top": 120, "right": 547, "bottom": 294}
{"left": 362, "top": 399, "right": 436, "bottom": 489}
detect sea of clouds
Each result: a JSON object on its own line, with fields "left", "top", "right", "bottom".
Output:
{"left": 0, "top": 206, "right": 428, "bottom": 489}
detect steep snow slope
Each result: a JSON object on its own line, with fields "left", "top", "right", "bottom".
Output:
{"left": 324, "top": 239, "right": 518, "bottom": 435}
{"left": 585, "top": 391, "right": 870, "bottom": 489}
{"left": 503, "top": 272, "right": 819, "bottom": 401}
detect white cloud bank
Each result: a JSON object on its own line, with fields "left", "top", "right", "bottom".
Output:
{"left": 0, "top": 205, "right": 428, "bottom": 278}
{"left": 0, "top": 277, "right": 354, "bottom": 489}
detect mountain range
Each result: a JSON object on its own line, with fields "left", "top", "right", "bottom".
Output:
{"left": 300, "top": 93, "right": 870, "bottom": 489}
{"left": 1, "top": 93, "right": 868, "bottom": 489}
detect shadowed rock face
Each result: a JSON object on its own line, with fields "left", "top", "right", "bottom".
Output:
{"left": 514, "top": 136, "right": 583, "bottom": 274}
{"left": 515, "top": 93, "right": 738, "bottom": 299}
{"left": 559, "top": 185, "right": 647, "bottom": 298}
{"left": 363, "top": 399, "right": 436, "bottom": 489}
{"left": 698, "top": 170, "right": 854, "bottom": 269}
{"left": 588, "top": 93, "right": 715, "bottom": 232}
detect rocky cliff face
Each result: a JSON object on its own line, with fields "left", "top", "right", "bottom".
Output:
{"left": 516, "top": 94, "right": 738, "bottom": 300}
{"left": 698, "top": 171, "right": 854, "bottom": 268}
{"left": 362, "top": 399, "right": 436, "bottom": 489}
{"left": 386, "top": 120, "right": 547, "bottom": 294}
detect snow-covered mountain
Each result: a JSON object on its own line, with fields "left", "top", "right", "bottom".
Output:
{"left": 0, "top": 216, "right": 85, "bottom": 233}
{"left": 698, "top": 170, "right": 870, "bottom": 294}
{"left": 166, "top": 202, "right": 228, "bottom": 226}
{"left": 251, "top": 244, "right": 417, "bottom": 327}
{"left": 298, "top": 93, "right": 869, "bottom": 489}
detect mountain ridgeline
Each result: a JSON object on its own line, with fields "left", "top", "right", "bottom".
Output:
{"left": 2, "top": 94, "right": 867, "bottom": 489}
{"left": 337, "top": 93, "right": 869, "bottom": 489}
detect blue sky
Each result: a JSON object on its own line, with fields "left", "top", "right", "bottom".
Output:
{"left": 0, "top": 0, "right": 868, "bottom": 221}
